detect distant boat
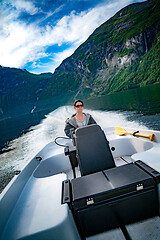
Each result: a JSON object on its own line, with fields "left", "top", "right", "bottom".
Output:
{"left": 0, "top": 124, "right": 160, "bottom": 240}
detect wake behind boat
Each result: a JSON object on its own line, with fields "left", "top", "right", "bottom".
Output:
{"left": 0, "top": 125, "right": 160, "bottom": 240}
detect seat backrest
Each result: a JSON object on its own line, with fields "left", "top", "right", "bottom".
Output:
{"left": 75, "top": 124, "right": 115, "bottom": 176}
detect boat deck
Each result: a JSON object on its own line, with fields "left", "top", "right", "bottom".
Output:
{"left": 87, "top": 216, "right": 160, "bottom": 240}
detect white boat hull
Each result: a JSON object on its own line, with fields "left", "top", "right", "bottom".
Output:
{"left": 0, "top": 127, "right": 160, "bottom": 240}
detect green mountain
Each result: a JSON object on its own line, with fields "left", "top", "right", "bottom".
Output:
{"left": 48, "top": 0, "right": 160, "bottom": 98}
{"left": 0, "top": 67, "right": 53, "bottom": 116}
{"left": 0, "top": 0, "right": 160, "bottom": 118}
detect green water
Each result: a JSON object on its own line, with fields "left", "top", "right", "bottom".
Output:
{"left": 85, "top": 83, "right": 160, "bottom": 130}
{"left": 85, "top": 83, "right": 160, "bottom": 114}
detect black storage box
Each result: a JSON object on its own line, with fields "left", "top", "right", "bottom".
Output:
{"left": 62, "top": 162, "right": 159, "bottom": 237}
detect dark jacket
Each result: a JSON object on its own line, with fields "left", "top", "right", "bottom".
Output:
{"left": 64, "top": 113, "right": 96, "bottom": 138}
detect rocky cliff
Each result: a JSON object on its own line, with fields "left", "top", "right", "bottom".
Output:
{"left": 49, "top": 0, "right": 160, "bottom": 98}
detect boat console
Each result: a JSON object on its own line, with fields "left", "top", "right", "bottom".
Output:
{"left": 62, "top": 124, "right": 160, "bottom": 239}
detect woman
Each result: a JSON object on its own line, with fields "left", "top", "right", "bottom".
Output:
{"left": 64, "top": 99, "right": 97, "bottom": 138}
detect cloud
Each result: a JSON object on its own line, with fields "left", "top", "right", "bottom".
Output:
{"left": 0, "top": 0, "right": 142, "bottom": 73}
{"left": 11, "top": 0, "right": 39, "bottom": 15}
{"left": 0, "top": 21, "right": 40, "bottom": 67}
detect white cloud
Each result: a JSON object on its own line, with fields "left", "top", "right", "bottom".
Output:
{"left": 0, "top": 0, "right": 141, "bottom": 73}
{"left": 11, "top": 0, "right": 39, "bottom": 15}
{"left": 0, "top": 21, "right": 40, "bottom": 67}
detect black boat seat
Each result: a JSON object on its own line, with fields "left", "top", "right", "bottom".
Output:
{"left": 75, "top": 124, "right": 116, "bottom": 176}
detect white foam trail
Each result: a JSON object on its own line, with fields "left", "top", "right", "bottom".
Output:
{"left": 0, "top": 106, "right": 148, "bottom": 171}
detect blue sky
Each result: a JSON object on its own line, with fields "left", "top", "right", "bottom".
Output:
{"left": 0, "top": 0, "right": 145, "bottom": 74}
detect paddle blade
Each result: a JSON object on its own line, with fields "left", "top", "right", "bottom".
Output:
{"left": 149, "top": 134, "right": 155, "bottom": 141}
{"left": 114, "top": 127, "right": 127, "bottom": 136}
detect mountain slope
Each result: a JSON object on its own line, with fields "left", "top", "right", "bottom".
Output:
{"left": 43, "top": 0, "right": 160, "bottom": 98}
{"left": 0, "top": 66, "right": 54, "bottom": 116}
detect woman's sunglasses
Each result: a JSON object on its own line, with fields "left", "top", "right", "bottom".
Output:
{"left": 75, "top": 104, "right": 83, "bottom": 108}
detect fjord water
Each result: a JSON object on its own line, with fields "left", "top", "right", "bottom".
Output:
{"left": 0, "top": 83, "right": 160, "bottom": 192}
{"left": 85, "top": 82, "right": 160, "bottom": 130}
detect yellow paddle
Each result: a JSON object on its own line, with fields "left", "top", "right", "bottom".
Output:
{"left": 114, "top": 127, "right": 155, "bottom": 141}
